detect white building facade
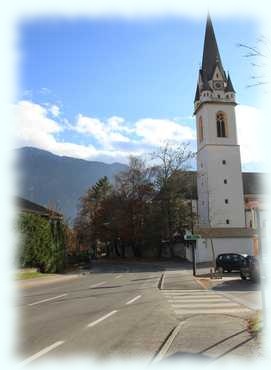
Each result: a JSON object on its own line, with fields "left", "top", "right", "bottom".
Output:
{"left": 189, "top": 15, "right": 255, "bottom": 262}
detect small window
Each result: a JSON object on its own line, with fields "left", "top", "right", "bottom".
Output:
{"left": 226, "top": 219, "right": 230, "bottom": 224}
{"left": 225, "top": 199, "right": 228, "bottom": 204}
{"left": 199, "top": 116, "right": 204, "bottom": 142}
{"left": 216, "top": 112, "right": 227, "bottom": 137}
{"left": 224, "top": 179, "right": 227, "bottom": 184}
{"left": 222, "top": 160, "right": 226, "bottom": 165}
{"left": 217, "top": 94, "right": 220, "bottom": 99}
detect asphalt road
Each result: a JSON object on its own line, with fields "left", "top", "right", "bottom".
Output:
{"left": 17, "top": 263, "right": 177, "bottom": 365}
{"left": 17, "top": 262, "right": 262, "bottom": 366}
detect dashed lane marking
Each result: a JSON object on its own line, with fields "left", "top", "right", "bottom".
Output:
{"left": 87, "top": 310, "right": 118, "bottom": 328}
{"left": 28, "top": 294, "right": 67, "bottom": 306}
{"left": 126, "top": 295, "right": 142, "bottom": 305}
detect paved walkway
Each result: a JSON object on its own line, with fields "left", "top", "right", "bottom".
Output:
{"left": 163, "top": 314, "right": 261, "bottom": 362}
{"left": 157, "top": 263, "right": 262, "bottom": 361}
{"left": 162, "top": 269, "right": 203, "bottom": 290}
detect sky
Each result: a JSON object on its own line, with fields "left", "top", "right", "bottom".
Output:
{"left": 16, "top": 15, "right": 265, "bottom": 171}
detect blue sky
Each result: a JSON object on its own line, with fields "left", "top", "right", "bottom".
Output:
{"left": 17, "top": 15, "right": 264, "bottom": 170}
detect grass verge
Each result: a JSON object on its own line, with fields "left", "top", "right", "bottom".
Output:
{"left": 16, "top": 271, "right": 51, "bottom": 280}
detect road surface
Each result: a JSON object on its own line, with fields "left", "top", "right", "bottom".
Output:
{"left": 17, "top": 262, "right": 261, "bottom": 366}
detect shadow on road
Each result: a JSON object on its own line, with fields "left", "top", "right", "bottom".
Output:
{"left": 212, "top": 279, "right": 260, "bottom": 292}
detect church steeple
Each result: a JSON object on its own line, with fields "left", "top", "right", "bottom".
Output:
{"left": 201, "top": 14, "right": 226, "bottom": 81}
{"left": 194, "top": 15, "right": 236, "bottom": 110}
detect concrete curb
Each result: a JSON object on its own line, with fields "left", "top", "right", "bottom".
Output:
{"left": 158, "top": 272, "right": 165, "bottom": 290}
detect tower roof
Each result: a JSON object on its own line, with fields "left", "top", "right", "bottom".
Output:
{"left": 201, "top": 14, "right": 225, "bottom": 81}
{"left": 194, "top": 84, "right": 200, "bottom": 102}
{"left": 225, "top": 73, "right": 235, "bottom": 92}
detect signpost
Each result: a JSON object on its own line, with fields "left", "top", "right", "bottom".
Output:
{"left": 184, "top": 234, "right": 201, "bottom": 241}
{"left": 184, "top": 233, "right": 201, "bottom": 276}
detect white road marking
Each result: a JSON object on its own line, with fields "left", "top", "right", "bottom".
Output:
{"left": 89, "top": 281, "right": 106, "bottom": 288}
{"left": 18, "top": 341, "right": 64, "bottom": 367}
{"left": 115, "top": 275, "right": 122, "bottom": 279}
{"left": 28, "top": 294, "right": 67, "bottom": 306}
{"left": 162, "top": 289, "right": 253, "bottom": 316}
{"left": 87, "top": 310, "right": 117, "bottom": 328}
{"left": 126, "top": 295, "right": 142, "bottom": 305}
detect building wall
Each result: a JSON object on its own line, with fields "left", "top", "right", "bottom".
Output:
{"left": 186, "top": 237, "right": 254, "bottom": 263}
{"left": 196, "top": 103, "right": 245, "bottom": 228}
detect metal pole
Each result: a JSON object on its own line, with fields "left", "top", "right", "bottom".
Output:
{"left": 192, "top": 241, "right": 196, "bottom": 276}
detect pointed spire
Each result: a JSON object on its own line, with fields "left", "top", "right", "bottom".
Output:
{"left": 194, "top": 84, "right": 199, "bottom": 103}
{"left": 225, "top": 72, "right": 235, "bottom": 92}
{"left": 201, "top": 14, "right": 225, "bottom": 81}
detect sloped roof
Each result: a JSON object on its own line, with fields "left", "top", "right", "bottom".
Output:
{"left": 174, "top": 171, "right": 265, "bottom": 200}
{"left": 17, "top": 197, "right": 63, "bottom": 220}
{"left": 201, "top": 14, "right": 226, "bottom": 81}
{"left": 242, "top": 172, "right": 265, "bottom": 195}
{"left": 225, "top": 73, "right": 235, "bottom": 93}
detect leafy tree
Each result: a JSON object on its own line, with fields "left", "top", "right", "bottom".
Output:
{"left": 18, "top": 213, "right": 66, "bottom": 273}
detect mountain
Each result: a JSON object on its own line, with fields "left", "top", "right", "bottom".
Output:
{"left": 17, "top": 147, "right": 128, "bottom": 222}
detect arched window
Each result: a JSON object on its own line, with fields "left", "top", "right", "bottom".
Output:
{"left": 199, "top": 116, "right": 204, "bottom": 142}
{"left": 216, "top": 112, "right": 227, "bottom": 138}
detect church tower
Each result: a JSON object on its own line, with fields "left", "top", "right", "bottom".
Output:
{"left": 194, "top": 15, "right": 246, "bottom": 228}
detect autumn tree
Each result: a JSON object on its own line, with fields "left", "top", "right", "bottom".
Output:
{"left": 150, "top": 142, "right": 195, "bottom": 257}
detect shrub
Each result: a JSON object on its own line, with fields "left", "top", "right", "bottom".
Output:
{"left": 18, "top": 213, "right": 66, "bottom": 273}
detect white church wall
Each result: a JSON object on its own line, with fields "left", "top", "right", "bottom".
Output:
{"left": 206, "top": 146, "right": 246, "bottom": 227}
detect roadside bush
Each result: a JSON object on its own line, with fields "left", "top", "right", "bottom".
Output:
{"left": 18, "top": 213, "right": 66, "bottom": 273}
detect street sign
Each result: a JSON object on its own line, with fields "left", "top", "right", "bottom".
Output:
{"left": 184, "top": 234, "right": 201, "bottom": 241}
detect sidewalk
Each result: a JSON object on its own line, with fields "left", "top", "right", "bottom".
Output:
{"left": 161, "top": 269, "right": 203, "bottom": 290}
{"left": 158, "top": 262, "right": 263, "bottom": 361}
{"left": 162, "top": 314, "right": 262, "bottom": 362}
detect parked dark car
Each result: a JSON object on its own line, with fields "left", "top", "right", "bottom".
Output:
{"left": 240, "top": 256, "right": 260, "bottom": 282}
{"left": 215, "top": 253, "right": 248, "bottom": 273}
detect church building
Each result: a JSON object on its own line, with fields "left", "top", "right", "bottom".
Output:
{"left": 188, "top": 15, "right": 260, "bottom": 263}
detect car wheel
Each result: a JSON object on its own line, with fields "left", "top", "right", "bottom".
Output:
{"left": 241, "top": 274, "right": 247, "bottom": 280}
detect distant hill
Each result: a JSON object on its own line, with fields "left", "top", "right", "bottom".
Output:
{"left": 17, "top": 147, "right": 127, "bottom": 222}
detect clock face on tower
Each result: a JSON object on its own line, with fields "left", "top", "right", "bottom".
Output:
{"left": 213, "top": 80, "right": 224, "bottom": 90}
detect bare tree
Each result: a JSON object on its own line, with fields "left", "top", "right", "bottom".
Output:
{"left": 238, "top": 35, "right": 270, "bottom": 89}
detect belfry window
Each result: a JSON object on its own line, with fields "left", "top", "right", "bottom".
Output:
{"left": 199, "top": 116, "right": 204, "bottom": 142}
{"left": 216, "top": 112, "right": 227, "bottom": 137}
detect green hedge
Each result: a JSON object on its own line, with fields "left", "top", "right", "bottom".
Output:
{"left": 18, "top": 213, "right": 66, "bottom": 273}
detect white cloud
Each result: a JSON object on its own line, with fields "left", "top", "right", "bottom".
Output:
{"left": 16, "top": 100, "right": 264, "bottom": 167}
{"left": 15, "top": 100, "right": 96, "bottom": 159}
{"left": 49, "top": 104, "right": 60, "bottom": 117}
{"left": 135, "top": 118, "right": 196, "bottom": 146}
{"left": 236, "top": 105, "right": 265, "bottom": 165}
{"left": 74, "top": 114, "right": 131, "bottom": 147}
